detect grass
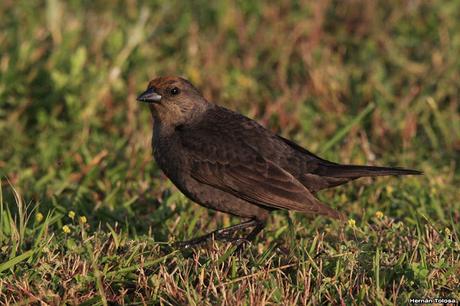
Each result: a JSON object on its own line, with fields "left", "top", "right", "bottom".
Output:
{"left": 1, "top": 0, "right": 459, "bottom": 304}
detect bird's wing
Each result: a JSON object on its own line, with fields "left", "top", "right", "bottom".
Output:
{"left": 179, "top": 120, "right": 343, "bottom": 219}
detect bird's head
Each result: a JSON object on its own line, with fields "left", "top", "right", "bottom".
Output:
{"left": 137, "top": 76, "right": 209, "bottom": 126}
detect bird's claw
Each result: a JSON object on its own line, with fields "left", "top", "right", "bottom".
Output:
{"left": 172, "top": 237, "right": 209, "bottom": 249}
{"left": 172, "top": 234, "right": 250, "bottom": 251}
{"left": 232, "top": 238, "right": 251, "bottom": 254}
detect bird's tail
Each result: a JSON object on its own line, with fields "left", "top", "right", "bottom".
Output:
{"left": 314, "top": 164, "right": 422, "bottom": 179}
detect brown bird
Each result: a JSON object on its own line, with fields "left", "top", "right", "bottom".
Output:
{"left": 137, "top": 76, "right": 421, "bottom": 249}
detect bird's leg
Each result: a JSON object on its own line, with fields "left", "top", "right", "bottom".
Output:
{"left": 173, "top": 219, "right": 258, "bottom": 249}
{"left": 234, "top": 219, "right": 266, "bottom": 253}
{"left": 244, "top": 219, "right": 266, "bottom": 241}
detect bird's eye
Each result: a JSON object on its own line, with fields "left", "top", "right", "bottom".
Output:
{"left": 170, "top": 87, "right": 180, "bottom": 95}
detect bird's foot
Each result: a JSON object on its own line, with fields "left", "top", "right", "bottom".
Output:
{"left": 172, "top": 234, "right": 212, "bottom": 249}
{"left": 172, "top": 232, "right": 248, "bottom": 250}
{"left": 218, "top": 234, "right": 249, "bottom": 245}
{"left": 172, "top": 219, "right": 263, "bottom": 252}
{"left": 232, "top": 238, "right": 251, "bottom": 254}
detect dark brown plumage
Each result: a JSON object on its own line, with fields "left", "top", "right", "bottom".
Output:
{"left": 138, "top": 76, "right": 422, "bottom": 249}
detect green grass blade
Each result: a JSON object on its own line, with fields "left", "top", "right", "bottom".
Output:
{"left": 320, "top": 102, "right": 376, "bottom": 154}
{"left": 0, "top": 249, "right": 34, "bottom": 274}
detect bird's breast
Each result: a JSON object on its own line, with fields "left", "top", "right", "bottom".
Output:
{"left": 152, "top": 131, "right": 189, "bottom": 185}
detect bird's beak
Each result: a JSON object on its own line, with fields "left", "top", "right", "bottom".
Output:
{"left": 137, "top": 87, "right": 162, "bottom": 103}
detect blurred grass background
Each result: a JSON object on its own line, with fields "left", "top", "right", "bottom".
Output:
{"left": 0, "top": 0, "right": 459, "bottom": 304}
